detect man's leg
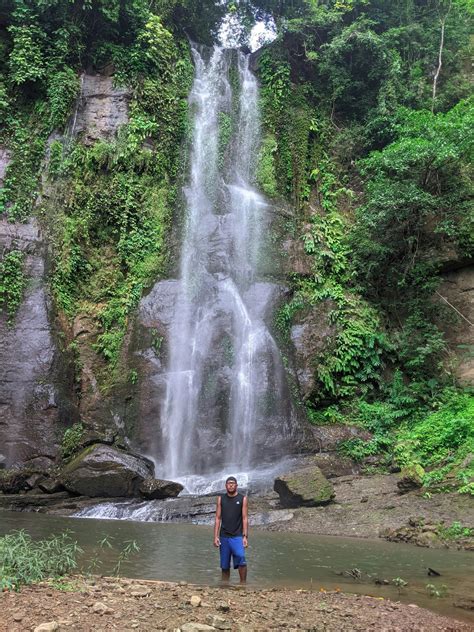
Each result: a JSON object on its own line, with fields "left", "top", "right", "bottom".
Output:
{"left": 221, "top": 569, "right": 230, "bottom": 582}
{"left": 230, "top": 537, "right": 247, "bottom": 583}
{"left": 220, "top": 537, "right": 231, "bottom": 582}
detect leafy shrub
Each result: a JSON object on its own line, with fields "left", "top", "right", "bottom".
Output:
{"left": 47, "top": 68, "right": 80, "bottom": 129}
{"left": 0, "top": 530, "right": 81, "bottom": 591}
{"left": 438, "top": 521, "right": 474, "bottom": 540}
{"left": 61, "top": 423, "right": 85, "bottom": 460}
{"left": 394, "top": 392, "right": 474, "bottom": 467}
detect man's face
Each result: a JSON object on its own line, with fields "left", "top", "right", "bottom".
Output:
{"left": 225, "top": 480, "right": 237, "bottom": 494}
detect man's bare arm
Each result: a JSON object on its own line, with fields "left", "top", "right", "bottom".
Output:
{"left": 242, "top": 496, "right": 248, "bottom": 547}
{"left": 214, "top": 496, "right": 222, "bottom": 546}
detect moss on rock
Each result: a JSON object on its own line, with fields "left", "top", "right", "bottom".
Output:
{"left": 274, "top": 466, "right": 335, "bottom": 508}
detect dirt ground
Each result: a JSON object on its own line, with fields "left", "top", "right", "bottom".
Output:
{"left": 1, "top": 576, "right": 472, "bottom": 632}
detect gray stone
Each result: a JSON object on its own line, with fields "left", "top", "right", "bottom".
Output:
{"left": 38, "top": 478, "right": 65, "bottom": 494}
{"left": 60, "top": 444, "right": 153, "bottom": 497}
{"left": 92, "top": 602, "right": 112, "bottom": 614}
{"left": 181, "top": 625, "right": 216, "bottom": 632}
{"left": 25, "top": 473, "right": 44, "bottom": 489}
{"left": 33, "top": 623, "right": 60, "bottom": 632}
{"left": 0, "top": 469, "right": 35, "bottom": 493}
{"left": 206, "top": 615, "right": 231, "bottom": 630}
{"left": 139, "top": 477, "right": 183, "bottom": 499}
{"left": 190, "top": 595, "right": 202, "bottom": 607}
{"left": 274, "top": 466, "right": 335, "bottom": 507}
{"left": 130, "top": 586, "right": 151, "bottom": 597}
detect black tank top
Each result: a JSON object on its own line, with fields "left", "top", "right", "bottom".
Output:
{"left": 220, "top": 492, "right": 244, "bottom": 537}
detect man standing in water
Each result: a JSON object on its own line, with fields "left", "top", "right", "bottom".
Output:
{"left": 214, "top": 476, "right": 248, "bottom": 583}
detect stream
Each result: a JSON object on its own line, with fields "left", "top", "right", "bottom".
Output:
{"left": 1, "top": 510, "right": 472, "bottom": 624}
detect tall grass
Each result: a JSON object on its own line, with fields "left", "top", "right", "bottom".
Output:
{"left": 0, "top": 530, "right": 82, "bottom": 590}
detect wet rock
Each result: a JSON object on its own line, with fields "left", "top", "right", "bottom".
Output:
{"left": 274, "top": 466, "right": 335, "bottom": 507}
{"left": 0, "top": 468, "right": 38, "bottom": 493}
{"left": 0, "top": 218, "right": 73, "bottom": 468}
{"left": 23, "top": 455, "right": 55, "bottom": 470}
{"left": 25, "top": 473, "right": 45, "bottom": 490}
{"left": 60, "top": 444, "right": 153, "bottom": 497}
{"left": 397, "top": 465, "right": 424, "bottom": 493}
{"left": 290, "top": 301, "right": 336, "bottom": 400}
{"left": 70, "top": 314, "right": 127, "bottom": 436}
{"left": 415, "top": 532, "right": 439, "bottom": 548}
{"left": 38, "top": 478, "right": 65, "bottom": 494}
{"left": 139, "top": 477, "right": 183, "bottom": 499}
{"left": 282, "top": 233, "right": 314, "bottom": 277}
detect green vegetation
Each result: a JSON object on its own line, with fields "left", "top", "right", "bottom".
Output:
{"left": 0, "top": 249, "right": 26, "bottom": 324}
{"left": 438, "top": 520, "right": 474, "bottom": 539}
{"left": 0, "top": 0, "right": 472, "bottom": 491}
{"left": 61, "top": 422, "right": 85, "bottom": 460}
{"left": 0, "top": 530, "right": 81, "bottom": 591}
{"left": 0, "top": 529, "right": 142, "bottom": 590}
{"left": 0, "top": 0, "right": 194, "bottom": 384}
{"left": 255, "top": 0, "right": 473, "bottom": 490}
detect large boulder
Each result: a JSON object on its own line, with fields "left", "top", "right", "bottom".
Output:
{"left": 139, "top": 477, "right": 183, "bottom": 499}
{"left": 274, "top": 466, "right": 335, "bottom": 507}
{"left": 60, "top": 444, "right": 153, "bottom": 497}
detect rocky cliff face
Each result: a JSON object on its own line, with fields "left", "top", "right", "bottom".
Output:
{"left": 70, "top": 73, "right": 130, "bottom": 144}
{"left": 0, "top": 217, "right": 75, "bottom": 467}
{"left": 0, "top": 73, "right": 131, "bottom": 467}
{"left": 438, "top": 265, "right": 474, "bottom": 385}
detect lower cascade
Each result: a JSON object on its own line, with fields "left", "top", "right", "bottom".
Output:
{"left": 149, "top": 44, "right": 301, "bottom": 485}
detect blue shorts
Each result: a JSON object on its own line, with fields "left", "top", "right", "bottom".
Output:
{"left": 219, "top": 535, "right": 247, "bottom": 570}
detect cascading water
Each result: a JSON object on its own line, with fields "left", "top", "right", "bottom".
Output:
{"left": 156, "top": 44, "right": 300, "bottom": 486}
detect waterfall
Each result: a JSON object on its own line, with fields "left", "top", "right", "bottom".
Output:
{"left": 158, "top": 45, "right": 297, "bottom": 482}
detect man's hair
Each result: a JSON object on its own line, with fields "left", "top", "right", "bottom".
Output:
{"left": 225, "top": 476, "right": 237, "bottom": 484}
